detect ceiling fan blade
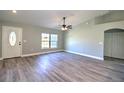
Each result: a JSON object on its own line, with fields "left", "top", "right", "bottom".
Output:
{"left": 67, "top": 25, "right": 72, "bottom": 29}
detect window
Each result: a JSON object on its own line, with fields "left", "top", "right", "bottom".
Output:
{"left": 41, "top": 33, "right": 58, "bottom": 49}
{"left": 41, "top": 33, "right": 49, "bottom": 48}
{"left": 9, "top": 32, "right": 16, "bottom": 46}
{"left": 50, "top": 34, "right": 58, "bottom": 48}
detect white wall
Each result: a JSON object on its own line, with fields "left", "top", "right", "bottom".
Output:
{"left": 65, "top": 20, "right": 124, "bottom": 60}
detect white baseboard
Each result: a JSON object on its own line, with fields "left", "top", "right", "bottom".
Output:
{"left": 65, "top": 50, "right": 104, "bottom": 60}
{"left": 1, "top": 50, "right": 103, "bottom": 60}
{"left": 22, "top": 50, "right": 64, "bottom": 57}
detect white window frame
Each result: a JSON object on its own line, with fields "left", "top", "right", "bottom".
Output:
{"left": 50, "top": 34, "right": 58, "bottom": 48}
{"left": 41, "top": 33, "right": 50, "bottom": 49}
{"left": 41, "top": 33, "right": 58, "bottom": 49}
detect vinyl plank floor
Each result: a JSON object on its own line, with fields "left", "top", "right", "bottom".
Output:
{"left": 0, "top": 52, "right": 124, "bottom": 82}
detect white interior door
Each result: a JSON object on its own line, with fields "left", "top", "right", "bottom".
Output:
{"left": 2, "top": 26, "right": 22, "bottom": 59}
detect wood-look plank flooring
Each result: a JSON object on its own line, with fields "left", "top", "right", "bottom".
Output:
{"left": 0, "top": 52, "right": 124, "bottom": 82}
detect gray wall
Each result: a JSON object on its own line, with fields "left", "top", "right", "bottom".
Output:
{"left": 95, "top": 10, "right": 124, "bottom": 24}
{"left": 65, "top": 20, "right": 124, "bottom": 59}
{"left": 0, "top": 21, "right": 65, "bottom": 57}
{"left": 65, "top": 11, "right": 124, "bottom": 60}
{"left": 65, "top": 21, "right": 104, "bottom": 59}
{"left": 0, "top": 24, "right": 2, "bottom": 57}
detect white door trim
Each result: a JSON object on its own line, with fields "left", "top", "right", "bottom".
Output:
{"left": 2, "top": 26, "right": 23, "bottom": 59}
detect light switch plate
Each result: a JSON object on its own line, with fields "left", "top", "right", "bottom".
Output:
{"left": 23, "top": 40, "right": 27, "bottom": 43}
{"left": 99, "top": 42, "right": 103, "bottom": 45}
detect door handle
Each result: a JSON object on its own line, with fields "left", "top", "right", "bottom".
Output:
{"left": 19, "top": 42, "right": 21, "bottom": 45}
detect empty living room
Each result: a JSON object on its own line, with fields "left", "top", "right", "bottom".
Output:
{"left": 0, "top": 10, "right": 124, "bottom": 82}
{"left": 1, "top": 0, "right": 124, "bottom": 93}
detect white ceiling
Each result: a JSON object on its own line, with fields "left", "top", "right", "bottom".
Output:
{"left": 0, "top": 10, "right": 109, "bottom": 29}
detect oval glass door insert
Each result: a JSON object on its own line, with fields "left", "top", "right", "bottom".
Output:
{"left": 9, "top": 32, "right": 16, "bottom": 46}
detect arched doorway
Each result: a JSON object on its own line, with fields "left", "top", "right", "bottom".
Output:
{"left": 104, "top": 28, "right": 124, "bottom": 61}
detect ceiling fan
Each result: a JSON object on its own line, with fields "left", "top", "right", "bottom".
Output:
{"left": 59, "top": 17, "right": 72, "bottom": 31}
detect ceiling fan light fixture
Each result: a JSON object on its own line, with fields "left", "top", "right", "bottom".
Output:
{"left": 59, "top": 17, "right": 72, "bottom": 31}
{"left": 64, "top": 27, "right": 67, "bottom": 30}
{"left": 61, "top": 27, "right": 67, "bottom": 31}
{"left": 61, "top": 27, "right": 65, "bottom": 31}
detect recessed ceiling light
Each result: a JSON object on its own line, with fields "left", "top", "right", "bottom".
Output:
{"left": 12, "top": 10, "right": 17, "bottom": 13}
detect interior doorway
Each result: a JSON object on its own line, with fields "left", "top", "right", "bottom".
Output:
{"left": 104, "top": 28, "right": 124, "bottom": 62}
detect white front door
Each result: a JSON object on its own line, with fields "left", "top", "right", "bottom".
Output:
{"left": 2, "top": 26, "right": 22, "bottom": 59}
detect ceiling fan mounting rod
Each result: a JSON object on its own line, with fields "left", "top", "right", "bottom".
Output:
{"left": 63, "top": 17, "right": 66, "bottom": 25}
